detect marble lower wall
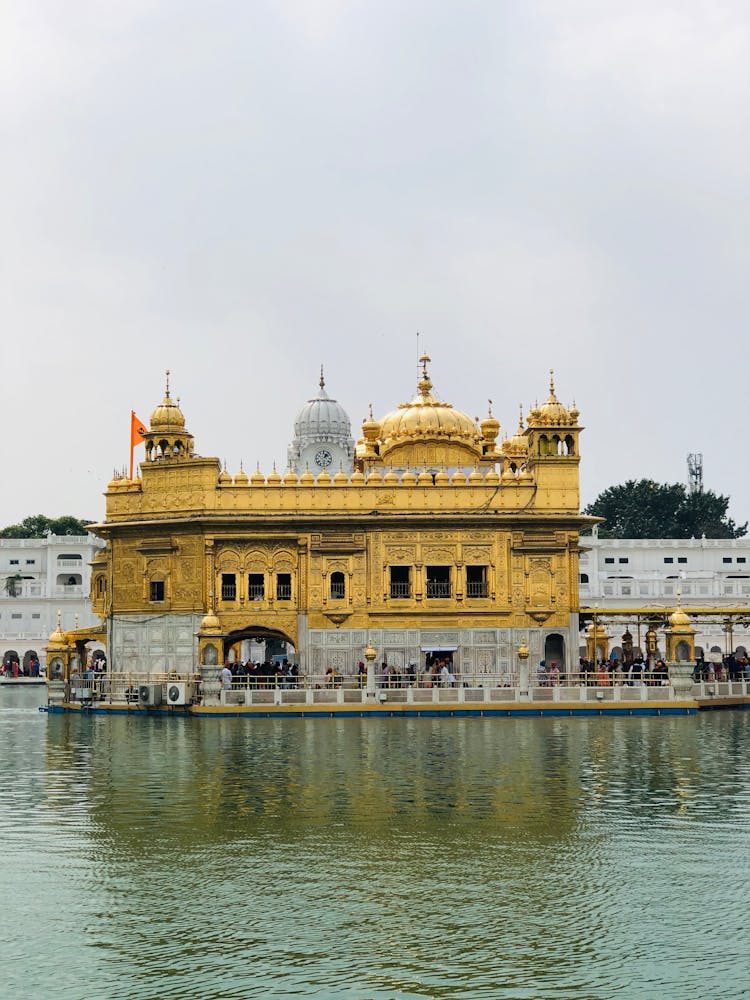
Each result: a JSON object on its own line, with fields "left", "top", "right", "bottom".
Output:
{"left": 109, "top": 613, "right": 202, "bottom": 676}
{"left": 303, "top": 626, "right": 574, "bottom": 676}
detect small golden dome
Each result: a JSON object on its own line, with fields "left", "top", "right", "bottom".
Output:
{"left": 200, "top": 611, "right": 221, "bottom": 632}
{"left": 434, "top": 468, "right": 450, "bottom": 486}
{"left": 519, "top": 467, "right": 534, "bottom": 484}
{"left": 316, "top": 469, "right": 332, "bottom": 486}
{"left": 299, "top": 467, "right": 315, "bottom": 486}
{"left": 501, "top": 467, "right": 516, "bottom": 483}
{"left": 250, "top": 465, "right": 265, "bottom": 486}
{"left": 451, "top": 469, "right": 467, "bottom": 485}
{"left": 350, "top": 469, "right": 365, "bottom": 486}
{"left": 333, "top": 466, "right": 349, "bottom": 486}
{"left": 283, "top": 467, "right": 299, "bottom": 486}
{"left": 234, "top": 465, "right": 249, "bottom": 487}
{"left": 468, "top": 467, "right": 483, "bottom": 485}
{"left": 218, "top": 465, "right": 232, "bottom": 485}
{"left": 417, "top": 469, "right": 433, "bottom": 485}
{"left": 266, "top": 465, "right": 281, "bottom": 486}
{"left": 366, "top": 469, "right": 383, "bottom": 486}
{"left": 536, "top": 371, "right": 572, "bottom": 426}
{"left": 150, "top": 370, "right": 186, "bottom": 431}
{"left": 503, "top": 405, "right": 529, "bottom": 458}
{"left": 401, "top": 468, "right": 417, "bottom": 486}
{"left": 485, "top": 469, "right": 500, "bottom": 486}
{"left": 384, "top": 468, "right": 399, "bottom": 486}
{"left": 669, "top": 609, "right": 691, "bottom": 627}
{"left": 47, "top": 618, "right": 68, "bottom": 649}
{"left": 361, "top": 403, "right": 381, "bottom": 443}
{"left": 480, "top": 400, "right": 500, "bottom": 441}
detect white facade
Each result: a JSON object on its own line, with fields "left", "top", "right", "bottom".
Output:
{"left": 0, "top": 534, "right": 105, "bottom": 665}
{"left": 580, "top": 527, "right": 750, "bottom": 653}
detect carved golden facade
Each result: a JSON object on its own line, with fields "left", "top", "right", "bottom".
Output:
{"left": 89, "top": 359, "right": 589, "bottom": 676}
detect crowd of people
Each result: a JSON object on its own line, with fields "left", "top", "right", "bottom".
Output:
{"left": 220, "top": 659, "right": 299, "bottom": 690}
{"left": 1, "top": 655, "right": 42, "bottom": 678}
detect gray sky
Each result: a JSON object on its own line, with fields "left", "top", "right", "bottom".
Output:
{"left": 2, "top": 1, "right": 749, "bottom": 528}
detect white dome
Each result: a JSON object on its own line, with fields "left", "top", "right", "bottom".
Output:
{"left": 293, "top": 382, "right": 352, "bottom": 441}
{"left": 287, "top": 370, "right": 355, "bottom": 474}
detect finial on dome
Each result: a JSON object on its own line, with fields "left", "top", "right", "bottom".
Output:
{"left": 320, "top": 365, "right": 325, "bottom": 390}
{"left": 369, "top": 402, "right": 374, "bottom": 419}
{"left": 549, "top": 369, "right": 557, "bottom": 399}
{"left": 488, "top": 398, "right": 493, "bottom": 417}
{"left": 165, "top": 369, "right": 171, "bottom": 398}
{"left": 56, "top": 609, "right": 62, "bottom": 630}
{"left": 417, "top": 353, "right": 433, "bottom": 396}
{"left": 519, "top": 403, "right": 524, "bottom": 430}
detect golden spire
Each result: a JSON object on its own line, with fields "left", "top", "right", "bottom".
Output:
{"left": 165, "top": 368, "right": 171, "bottom": 398}
{"left": 518, "top": 403, "right": 524, "bottom": 431}
{"left": 319, "top": 365, "right": 325, "bottom": 390}
{"left": 418, "top": 353, "right": 433, "bottom": 396}
{"left": 548, "top": 369, "right": 557, "bottom": 401}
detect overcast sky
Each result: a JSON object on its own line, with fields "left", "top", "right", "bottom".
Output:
{"left": 2, "top": 1, "right": 748, "bottom": 529}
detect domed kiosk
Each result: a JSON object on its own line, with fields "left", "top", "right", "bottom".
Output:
{"left": 287, "top": 368, "right": 355, "bottom": 475}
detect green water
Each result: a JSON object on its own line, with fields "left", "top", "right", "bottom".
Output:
{"left": 1, "top": 689, "right": 749, "bottom": 1000}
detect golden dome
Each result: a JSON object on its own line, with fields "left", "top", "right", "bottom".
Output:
{"left": 47, "top": 613, "right": 69, "bottom": 649}
{"left": 250, "top": 465, "right": 265, "bottom": 486}
{"left": 150, "top": 371, "right": 186, "bottom": 431}
{"left": 417, "top": 469, "right": 433, "bottom": 485}
{"left": 316, "top": 469, "right": 332, "bottom": 486}
{"left": 468, "top": 467, "right": 483, "bottom": 485}
{"left": 299, "top": 467, "right": 315, "bottom": 486}
{"left": 218, "top": 464, "right": 232, "bottom": 486}
{"left": 518, "top": 467, "right": 534, "bottom": 484}
{"left": 350, "top": 469, "right": 365, "bottom": 486}
{"left": 535, "top": 371, "right": 572, "bottom": 426}
{"left": 234, "top": 465, "right": 249, "bottom": 487}
{"left": 283, "top": 468, "right": 299, "bottom": 486}
{"left": 200, "top": 611, "right": 221, "bottom": 632}
{"left": 480, "top": 401, "right": 500, "bottom": 442}
{"left": 376, "top": 356, "right": 483, "bottom": 463}
{"left": 434, "top": 468, "right": 450, "bottom": 486}
{"left": 401, "top": 469, "right": 417, "bottom": 486}
{"left": 361, "top": 403, "right": 380, "bottom": 443}
{"left": 502, "top": 405, "right": 529, "bottom": 458}
{"left": 266, "top": 465, "right": 282, "bottom": 486}
{"left": 367, "top": 469, "right": 384, "bottom": 486}
{"left": 333, "top": 466, "right": 349, "bottom": 486}
{"left": 501, "top": 467, "right": 516, "bottom": 483}
{"left": 485, "top": 469, "right": 500, "bottom": 486}
{"left": 451, "top": 469, "right": 467, "bottom": 485}
{"left": 669, "top": 609, "right": 691, "bottom": 627}
{"left": 384, "top": 468, "right": 399, "bottom": 486}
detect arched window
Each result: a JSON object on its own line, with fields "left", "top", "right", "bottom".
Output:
{"left": 330, "top": 572, "right": 346, "bottom": 600}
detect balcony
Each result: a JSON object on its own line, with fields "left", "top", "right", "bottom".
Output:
{"left": 54, "top": 585, "right": 84, "bottom": 597}
{"left": 390, "top": 581, "right": 411, "bottom": 599}
{"left": 426, "top": 581, "right": 451, "bottom": 599}
{"left": 466, "top": 581, "right": 489, "bottom": 598}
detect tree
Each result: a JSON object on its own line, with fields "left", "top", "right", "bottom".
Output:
{"left": 0, "top": 514, "right": 92, "bottom": 538}
{"left": 583, "top": 480, "right": 747, "bottom": 539}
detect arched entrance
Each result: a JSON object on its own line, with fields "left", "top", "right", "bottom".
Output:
{"left": 544, "top": 633, "right": 565, "bottom": 670}
{"left": 223, "top": 626, "right": 297, "bottom": 667}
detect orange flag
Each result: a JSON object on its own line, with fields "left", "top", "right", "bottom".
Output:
{"left": 130, "top": 411, "right": 148, "bottom": 479}
{"left": 131, "top": 411, "right": 148, "bottom": 448}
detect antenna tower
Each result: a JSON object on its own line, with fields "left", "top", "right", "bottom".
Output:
{"left": 687, "top": 453, "right": 703, "bottom": 494}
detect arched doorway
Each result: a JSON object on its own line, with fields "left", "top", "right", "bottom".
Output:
{"left": 544, "top": 633, "right": 565, "bottom": 671}
{"left": 223, "top": 626, "right": 297, "bottom": 668}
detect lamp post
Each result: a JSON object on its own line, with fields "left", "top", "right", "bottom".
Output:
{"left": 364, "top": 643, "right": 377, "bottom": 699}
{"left": 517, "top": 639, "right": 530, "bottom": 702}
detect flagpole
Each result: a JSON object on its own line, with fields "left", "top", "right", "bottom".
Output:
{"left": 129, "top": 410, "right": 135, "bottom": 480}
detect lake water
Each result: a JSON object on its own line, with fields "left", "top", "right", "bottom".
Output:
{"left": 1, "top": 687, "right": 749, "bottom": 1000}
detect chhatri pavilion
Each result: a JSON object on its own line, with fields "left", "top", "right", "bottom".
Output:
{"left": 85, "top": 357, "right": 587, "bottom": 680}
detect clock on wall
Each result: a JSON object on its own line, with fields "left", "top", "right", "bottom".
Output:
{"left": 315, "top": 449, "right": 333, "bottom": 469}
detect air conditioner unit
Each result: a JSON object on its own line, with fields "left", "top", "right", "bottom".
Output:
{"left": 138, "top": 683, "right": 163, "bottom": 707}
{"left": 166, "top": 681, "right": 194, "bottom": 706}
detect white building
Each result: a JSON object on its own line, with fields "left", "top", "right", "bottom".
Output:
{"left": 0, "top": 534, "right": 105, "bottom": 667}
{"left": 580, "top": 526, "right": 750, "bottom": 655}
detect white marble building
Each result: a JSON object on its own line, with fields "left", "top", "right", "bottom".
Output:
{"left": 0, "top": 534, "right": 105, "bottom": 666}
{"left": 580, "top": 526, "right": 750, "bottom": 654}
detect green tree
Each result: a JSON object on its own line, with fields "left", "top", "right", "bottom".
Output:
{"left": 0, "top": 514, "right": 92, "bottom": 538}
{"left": 583, "top": 480, "right": 747, "bottom": 539}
